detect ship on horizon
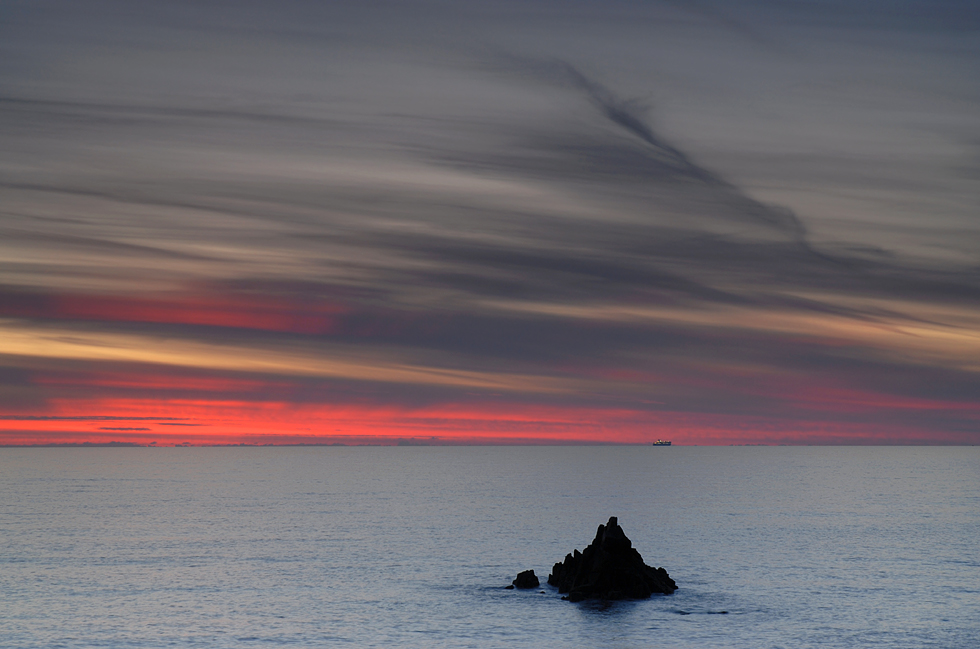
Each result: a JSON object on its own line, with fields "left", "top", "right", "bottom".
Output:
{"left": 652, "top": 439, "right": 671, "bottom": 446}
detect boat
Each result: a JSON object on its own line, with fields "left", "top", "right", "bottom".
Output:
{"left": 652, "top": 439, "right": 671, "bottom": 446}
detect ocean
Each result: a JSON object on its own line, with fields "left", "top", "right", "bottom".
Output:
{"left": 1, "top": 446, "right": 977, "bottom": 648}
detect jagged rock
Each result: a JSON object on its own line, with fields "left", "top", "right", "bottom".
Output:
{"left": 512, "top": 569, "right": 540, "bottom": 588}
{"left": 547, "top": 516, "right": 676, "bottom": 601}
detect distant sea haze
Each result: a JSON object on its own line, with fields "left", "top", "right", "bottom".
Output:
{"left": 2, "top": 446, "right": 977, "bottom": 648}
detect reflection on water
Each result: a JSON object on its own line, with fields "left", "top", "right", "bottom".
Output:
{"left": 1, "top": 446, "right": 977, "bottom": 648}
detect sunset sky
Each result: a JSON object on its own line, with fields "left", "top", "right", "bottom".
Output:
{"left": 2, "top": 0, "right": 978, "bottom": 445}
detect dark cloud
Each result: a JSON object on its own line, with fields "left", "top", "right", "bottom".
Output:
{"left": 0, "top": 95, "right": 344, "bottom": 129}
{"left": 1, "top": 0, "right": 977, "bottom": 441}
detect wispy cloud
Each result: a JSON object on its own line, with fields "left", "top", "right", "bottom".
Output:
{"left": 1, "top": 0, "right": 977, "bottom": 444}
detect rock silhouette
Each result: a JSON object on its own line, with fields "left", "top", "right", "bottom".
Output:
{"left": 547, "top": 517, "right": 676, "bottom": 601}
{"left": 512, "top": 570, "right": 540, "bottom": 589}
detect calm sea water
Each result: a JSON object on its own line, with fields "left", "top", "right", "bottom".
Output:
{"left": 1, "top": 446, "right": 977, "bottom": 648}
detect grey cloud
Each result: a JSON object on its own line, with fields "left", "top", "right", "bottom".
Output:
{"left": 1, "top": 221, "right": 222, "bottom": 264}
{"left": 527, "top": 63, "right": 809, "bottom": 242}
{"left": 424, "top": 60, "right": 811, "bottom": 243}
{"left": 2, "top": 0, "right": 977, "bottom": 437}
{"left": 560, "top": 64, "right": 710, "bottom": 178}
{"left": 660, "top": 0, "right": 788, "bottom": 52}
{"left": 0, "top": 96, "right": 346, "bottom": 133}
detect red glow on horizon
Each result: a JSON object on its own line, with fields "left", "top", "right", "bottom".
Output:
{"left": 2, "top": 321, "right": 976, "bottom": 446}
{"left": 2, "top": 395, "right": 971, "bottom": 447}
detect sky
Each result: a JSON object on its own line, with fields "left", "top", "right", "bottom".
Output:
{"left": 1, "top": 0, "right": 978, "bottom": 445}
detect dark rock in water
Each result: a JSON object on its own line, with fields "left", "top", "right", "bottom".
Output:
{"left": 512, "top": 569, "right": 540, "bottom": 589}
{"left": 547, "top": 516, "right": 676, "bottom": 601}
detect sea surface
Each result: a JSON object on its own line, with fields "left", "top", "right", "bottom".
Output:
{"left": 1, "top": 446, "right": 977, "bottom": 648}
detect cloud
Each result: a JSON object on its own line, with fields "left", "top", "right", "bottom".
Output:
{"left": 1, "top": 0, "right": 977, "bottom": 443}
{"left": 0, "top": 415, "right": 188, "bottom": 421}
{"left": 0, "top": 286, "right": 344, "bottom": 334}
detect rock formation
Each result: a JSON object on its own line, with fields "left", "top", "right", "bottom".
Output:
{"left": 547, "top": 516, "right": 676, "bottom": 601}
{"left": 511, "top": 569, "right": 540, "bottom": 589}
